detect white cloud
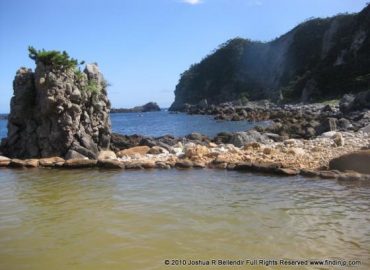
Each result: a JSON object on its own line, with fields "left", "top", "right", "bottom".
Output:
{"left": 182, "top": 0, "right": 203, "bottom": 5}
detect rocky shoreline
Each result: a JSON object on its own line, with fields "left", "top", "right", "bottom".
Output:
{"left": 176, "top": 90, "right": 370, "bottom": 139}
{"left": 1, "top": 130, "right": 370, "bottom": 182}
{"left": 1, "top": 48, "right": 369, "bottom": 182}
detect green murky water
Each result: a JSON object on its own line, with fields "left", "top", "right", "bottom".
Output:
{"left": 0, "top": 168, "right": 369, "bottom": 269}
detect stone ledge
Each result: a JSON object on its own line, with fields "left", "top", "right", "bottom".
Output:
{"left": 1, "top": 156, "right": 369, "bottom": 182}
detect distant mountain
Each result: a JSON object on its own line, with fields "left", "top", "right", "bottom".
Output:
{"left": 170, "top": 4, "right": 370, "bottom": 110}
{"left": 111, "top": 102, "right": 160, "bottom": 113}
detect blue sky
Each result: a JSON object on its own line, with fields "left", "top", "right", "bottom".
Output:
{"left": 0, "top": 0, "right": 368, "bottom": 113}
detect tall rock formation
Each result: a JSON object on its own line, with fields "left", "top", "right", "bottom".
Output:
{"left": 170, "top": 4, "right": 370, "bottom": 110}
{"left": 2, "top": 49, "right": 111, "bottom": 159}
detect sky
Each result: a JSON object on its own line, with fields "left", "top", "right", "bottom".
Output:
{"left": 0, "top": 0, "right": 368, "bottom": 113}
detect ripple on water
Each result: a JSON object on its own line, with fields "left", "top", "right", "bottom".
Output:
{"left": 0, "top": 168, "right": 369, "bottom": 270}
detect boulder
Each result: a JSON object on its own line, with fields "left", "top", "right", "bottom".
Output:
{"left": 155, "top": 161, "right": 171, "bottom": 169}
{"left": 142, "top": 161, "right": 156, "bottom": 169}
{"left": 8, "top": 158, "right": 40, "bottom": 168}
{"left": 148, "top": 146, "right": 167, "bottom": 155}
{"left": 193, "top": 161, "right": 206, "bottom": 168}
{"left": 339, "top": 94, "right": 355, "bottom": 113}
{"left": 24, "top": 159, "right": 39, "bottom": 168}
{"left": 360, "top": 124, "right": 370, "bottom": 133}
{"left": 252, "top": 161, "right": 281, "bottom": 173}
{"left": 337, "top": 171, "right": 364, "bottom": 181}
{"left": 65, "top": 150, "right": 89, "bottom": 160}
{"left": 275, "top": 168, "right": 300, "bottom": 176}
{"left": 39, "top": 157, "right": 65, "bottom": 167}
{"left": 300, "top": 169, "right": 319, "bottom": 177}
{"left": 117, "top": 146, "right": 150, "bottom": 157}
{"left": 8, "top": 159, "right": 26, "bottom": 168}
{"left": 175, "top": 160, "right": 193, "bottom": 169}
{"left": 329, "top": 150, "right": 370, "bottom": 174}
{"left": 124, "top": 162, "right": 143, "bottom": 170}
{"left": 332, "top": 133, "right": 344, "bottom": 147}
{"left": 234, "top": 162, "right": 253, "bottom": 171}
{"left": 186, "top": 132, "right": 204, "bottom": 141}
{"left": 319, "top": 170, "right": 339, "bottom": 179}
{"left": 97, "top": 159, "right": 124, "bottom": 169}
{"left": 0, "top": 156, "right": 10, "bottom": 167}
{"left": 351, "top": 90, "right": 370, "bottom": 111}
{"left": 97, "top": 150, "right": 117, "bottom": 160}
{"left": 110, "top": 133, "right": 143, "bottom": 151}
{"left": 63, "top": 159, "right": 97, "bottom": 168}
{"left": 213, "top": 132, "right": 233, "bottom": 144}
{"left": 317, "top": 118, "right": 337, "bottom": 134}
{"left": 229, "top": 130, "right": 269, "bottom": 147}
{"left": 185, "top": 145, "right": 210, "bottom": 159}
{"left": 338, "top": 118, "right": 352, "bottom": 130}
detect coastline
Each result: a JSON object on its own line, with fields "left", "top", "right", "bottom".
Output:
{"left": 1, "top": 130, "right": 369, "bottom": 182}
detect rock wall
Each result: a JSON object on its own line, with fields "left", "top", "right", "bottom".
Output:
{"left": 2, "top": 63, "right": 111, "bottom": 159}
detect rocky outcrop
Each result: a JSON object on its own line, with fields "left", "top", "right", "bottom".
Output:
{"left": 1, "top": 54, "right": 111, "bottom": 159}
{"left": 170, "top": 4, "right": 370, "bottom": 110}
{"left": 174, "top": 101, "right": 370, "bottom": 139}
{"left": 111, "top": 102, "right": 160, "bottom": 113}
{"left": 339, "top": 90, "right": 370, "bottom": 113}
{"left": 329, "top": 150, "right": 370, "bottom": 174}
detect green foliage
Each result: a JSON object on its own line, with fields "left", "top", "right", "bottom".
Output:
{"left": 74, "top": 68, "right": 85, "bottom": 81}
{"left": 28, "top": 46, "right": 83, "bottom": 71}
{"left": 321, "top": 99, "right": 339, "bottom": 105}
{"left": 85, "top": 80, "right": 100, "bottom": 94}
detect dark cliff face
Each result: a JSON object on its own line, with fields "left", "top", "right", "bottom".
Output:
{"left": 170, "top": 4, "right": 370, "bottom": 110}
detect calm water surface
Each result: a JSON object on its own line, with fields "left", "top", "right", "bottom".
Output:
{"left": 0, "top": 118, "right": 6, "bottom": 139}
{"left": 0, "top": 168, "right": 369, "bottom": 270}
{"left": 0, "top": 111, "right": 261, "bottom": 139}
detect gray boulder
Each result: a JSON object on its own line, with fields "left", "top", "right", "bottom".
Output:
{"left": 339, "top": 94, "right": 355, "bottom": 113}
{"left": 229, "top": 130, "right": 269, "bottom": 147}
